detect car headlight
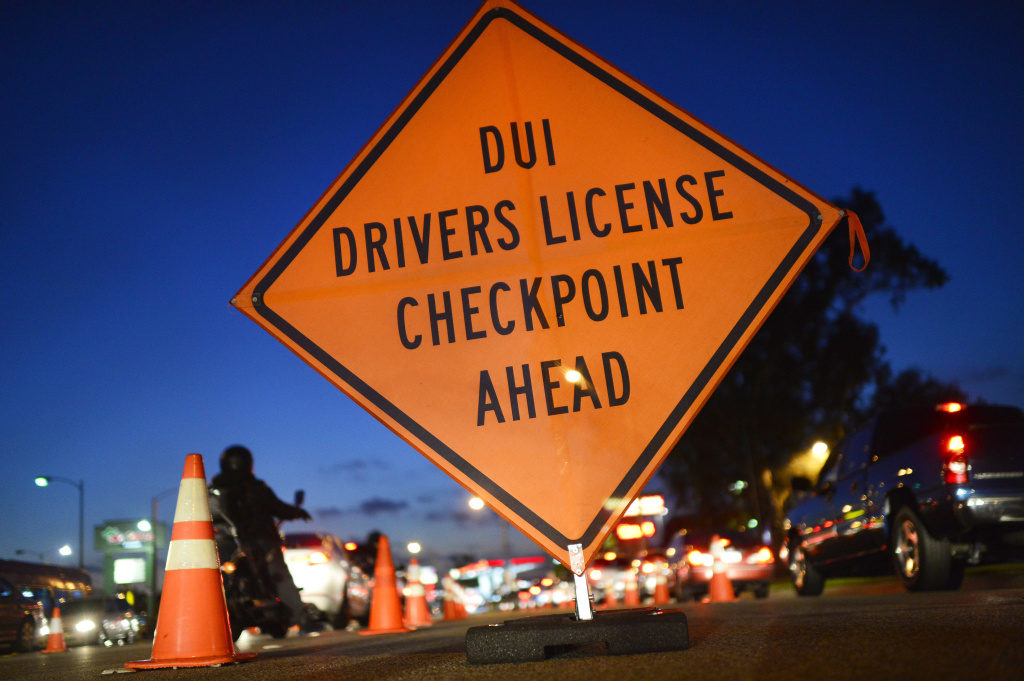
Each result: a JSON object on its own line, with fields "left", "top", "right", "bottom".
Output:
{"left": 75, "top": 619, "right": 97, "bottom": 633}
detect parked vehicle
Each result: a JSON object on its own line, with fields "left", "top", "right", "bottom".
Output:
{"left": 785, "top": 402, "right": 1024, "bottom": 594}
{"left": 586, "top": 553, "right": 634, "bottom": 601}
{"left": 60, "top": 596, "right": 139, "bottom": 646}
{"left": 0, "top": 559, "right": 91, "bottom": 647}
{"left": 666, "top": 529, "right": 774, "bottom": 600}
{"left": 0, "top": 576, "right": 42, "bottom": 652}
{"left": 283, "top": 533, "right": 371, "bottom": 627}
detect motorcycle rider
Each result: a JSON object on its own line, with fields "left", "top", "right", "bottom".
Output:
{"left": 211, "top": 445, "right": 313, "bottom": 631}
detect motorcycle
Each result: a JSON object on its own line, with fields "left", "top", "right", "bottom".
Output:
{"left": 208, "top": 486, "right": 293, "bottom": 640}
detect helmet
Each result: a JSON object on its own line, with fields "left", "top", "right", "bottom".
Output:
{"left": 220, "top": 445, "right": 253, "bottom": 474}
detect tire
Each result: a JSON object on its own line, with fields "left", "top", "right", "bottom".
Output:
{"left": 788, "top": 542, "right": 825, "bottom": 596}
{"left": 263, "top": 621, "right": 289, "bottom": 639}
{"left": 891, "top": 506, "right": 955, "bottom": 591}
{"left": 945, "top": 559, "right": 967, "bottom": 590}
{"left": 13, "top": 618, "right": 35, "bottom": 653}
{"left": 332, "top": 595, "right": 352, "bottom": 629}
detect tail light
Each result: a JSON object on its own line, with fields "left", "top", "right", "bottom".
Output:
{"left": 221, "top": 561, "right": 236, "bottom": 574}
{"left": 943, "top": 434, "right": 968, "bottom": 484}
{"left": 747, "top": 547, "right": 774, "bottom": 564}
{"left": 685, "top": 549, "right": 713, "bottom": 567}
{"left": 588, "top": 568, "right": 602, "bottom": 581}
{"left": 308, "top": 551, "right": 329, "bottom": 565}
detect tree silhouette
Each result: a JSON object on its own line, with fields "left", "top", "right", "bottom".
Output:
{"left": 660, "top": 187, "right": 958, "bottom": 538}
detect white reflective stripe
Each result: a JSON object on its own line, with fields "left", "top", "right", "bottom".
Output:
{"left": 405, "top": 583, "right": 425, "bottom": 597}
{"left": 165, "top": 539, "right": 219, "bottom": 570}
{"left": 407, "top": 562, "right": 420, "bottom": 582}
{"left": 173, "top": 478, "right": 212, "bottom": 523}
{"left": 49, "top": 617, "right": 63, "bottom": 634}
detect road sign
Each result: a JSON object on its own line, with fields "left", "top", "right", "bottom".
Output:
{"left": 232, "top": 0, "right": 844, "bottom": 569}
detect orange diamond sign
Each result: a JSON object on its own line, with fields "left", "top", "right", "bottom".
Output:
{"left": 232, "top": 0, "right": 843, "bottom": 568}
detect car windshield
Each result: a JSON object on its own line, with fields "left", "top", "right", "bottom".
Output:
{"left": 284, "top": 533, "right": 328, "bottom": 549}
{"left": 681, "top": 530, "right": 763, "bottom": 549}
{"left": 60, "top": 598, "right": 105, "bottom": 615}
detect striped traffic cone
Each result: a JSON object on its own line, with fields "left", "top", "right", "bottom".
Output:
{"left": 623, "top": 570, "right": 641, "bottom": 607}
{"left": 126, "top": 453, "right": 256, "bottom": 669}
{"left": 602, "top": 582, "right": 619, "bottom": 609}
{"left": 653, "top": 569, "right": 671, "bottom": 605}
{"left": 41, "top": 606, "right": 67, "bottom": 653}
{"left": 707, "top": 535, "right": 736, "bottom": 602}
{"left": 403, "top": 558, "right": 433, "bottom": 628}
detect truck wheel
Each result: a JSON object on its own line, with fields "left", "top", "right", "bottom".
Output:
{"left": 14, "top": 618, "right": 36, "bottom": 652}
{"left": 788, "top": 543, "right": 824, "bottom": 596}
{"left": 891, "top": 507, "right": 954, "bottom": 591}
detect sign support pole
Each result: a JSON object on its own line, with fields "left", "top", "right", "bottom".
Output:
{"left": 572, "top": 573, "right": 593, "bottom": 621}
{"left": 568, "top": 543, "right": 593, "bottom": 621}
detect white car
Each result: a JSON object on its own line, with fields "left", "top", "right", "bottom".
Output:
{"left": 283, "top": 533, "right": 371, "bottom": 627}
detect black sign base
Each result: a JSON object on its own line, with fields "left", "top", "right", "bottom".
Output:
{"left": 465, "top": 608, "right": 689, "bottom": 664}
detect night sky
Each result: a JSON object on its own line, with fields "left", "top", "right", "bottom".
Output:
{"left": 2, "top": 0, "right": 1022, "bottom": 573}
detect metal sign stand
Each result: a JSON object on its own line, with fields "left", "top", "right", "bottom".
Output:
{"left": 464, "top": 543, "right": 690, "bottom": 664}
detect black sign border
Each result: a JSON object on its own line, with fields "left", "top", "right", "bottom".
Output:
{"left": 251, "top": 5, "right": 825, "bottom": 553}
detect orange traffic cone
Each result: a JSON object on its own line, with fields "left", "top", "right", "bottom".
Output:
{"left": 359, "top": 535, "right": 410, "bottom": 635}
{"left": 403, "top": 558, "right": 433, "bottom": 628}
{"left": 707, "top": 535, "right": 736, "bottom": 602}
{"left": 41, "top": 606, "right": 67, "bottom": 653}
{"left": 653, "top": 569, "right": 671, "bottom": 605}
{"left": 623, "top": 570, "right": 640, "bottom": 607}
{"left": 602, "top": 582, "right": 619, "bottom": 608}
{"left": 441, "top": 576, "right": 467, "bottom": 620}
{"left": 126, "top": 454, "right": 256, "bottom": 669}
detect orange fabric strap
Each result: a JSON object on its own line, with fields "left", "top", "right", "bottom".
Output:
{"left": 846, "top": 210, "right": 870, "bottom": 272}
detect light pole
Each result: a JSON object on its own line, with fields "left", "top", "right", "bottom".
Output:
{"left": 149, "top": 487, "right": 177, "bottom": 617}
{"left": 34, "top": 475, "right": 84, "bottom": 569}
{"left": 468, "top": 496, "right": 513, "bottom": 593}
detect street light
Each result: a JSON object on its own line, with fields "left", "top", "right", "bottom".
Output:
{"left": 407, "top": 541, "right": 422, "bottom": 555}
{"left": 34, "top": 475, "right": 84, "bottom": 569}
{"left": 149, "top": 487, "right": 177, "bottom": 618}
{"left": 468, "top": 496, "right": 513, "bottom": 592}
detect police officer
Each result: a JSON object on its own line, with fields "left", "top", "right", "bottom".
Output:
{"left": 212, "top": 445, "right": 312, "bottom": 630}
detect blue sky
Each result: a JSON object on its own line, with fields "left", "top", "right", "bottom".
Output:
{"left": 2, "top": 1, "right": 1022, "bottom": 574}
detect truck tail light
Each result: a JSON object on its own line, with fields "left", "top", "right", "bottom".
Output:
{"left": 943, "top": 434, "right": 968, "bottom": 484}
{"left": 747, "top": 547, "right": 774, "bottom": 564}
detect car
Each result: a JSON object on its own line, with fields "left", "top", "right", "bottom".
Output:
{"left": 635, "top": 550, "right": 673, "bottom": 598}
{"left": 585, "top": 553, "right": 635, "bottom": 602}
{"left": 666, "top": 529, "right": 774, "bottom": 600}
{"left": 0, "top": 576, "right": 42, "bottom": 652}
{"left": 785, "top": 402, "right": 1024, "bottom": 594}
{"left": 60, "top": 596, "right": 139, "bottom": 646}
{"left": 283, "top": 532, "right": 371, "bottom": 627}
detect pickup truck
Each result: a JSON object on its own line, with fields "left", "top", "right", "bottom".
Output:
{"left": 784, "top": 402, "right": 1024, "bottom": 594}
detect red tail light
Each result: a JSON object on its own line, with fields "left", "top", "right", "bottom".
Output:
{"left": 943, "top": 434, "right": 968, "bottom": 484}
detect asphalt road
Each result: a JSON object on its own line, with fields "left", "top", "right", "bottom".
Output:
{"left": 4, "top": 566, "right": 1023, "bottom": 681}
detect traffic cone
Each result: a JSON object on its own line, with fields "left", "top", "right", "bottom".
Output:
{"left": 403, "top": 558, "right": 433, "bottom": 628}
{"left": 653, "top": 570, "right": 671, "bottom": 605}
{"left": 359, "top": 535, "right": 410, "bottom": 635}
{"left": 126, "top": 454, "right": 256, "bottom": 669}
{"left": 441, "top": 576, "right": 467, "bottom": 620}
{"left": 41, "top": 607, "right": 66, "bottom": 653}
{"left": 602, "top": 582, "right": 618, "bottom": 608}
{"left": 623, "top": 570, "right": 640, "bottom": 607}
{"left": 707, "top": 535, "right": 736, "bottom": 602}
